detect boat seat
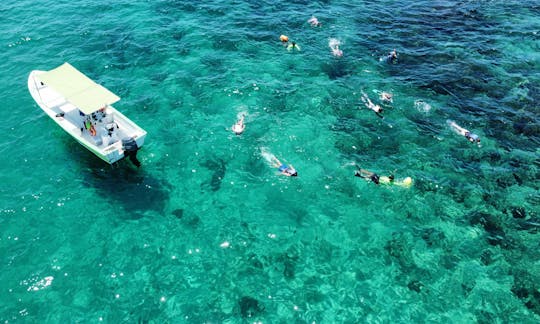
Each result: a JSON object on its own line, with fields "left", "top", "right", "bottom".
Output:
{"left": 93, "top": 135, "right": 103, "bottom": 146}
{"left": 101, "top": 131, "right": 119, "bottom": 147}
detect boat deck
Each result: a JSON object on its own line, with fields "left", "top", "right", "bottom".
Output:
{"left": 34, "top": 80, "right": 135, "bottom": 150}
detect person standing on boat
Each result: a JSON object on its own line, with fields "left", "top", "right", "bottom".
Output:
{"left": 93, "top": 106, "right": 107, "bottom": 122}
{"left": 106, "top": 121, "right": 119, "bottom": 137}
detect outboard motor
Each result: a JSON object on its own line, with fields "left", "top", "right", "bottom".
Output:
{"left": 122, "top": 137, "right": 141, "bottom": 167}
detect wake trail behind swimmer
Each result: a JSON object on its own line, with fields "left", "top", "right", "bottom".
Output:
{"left": 260, "top": 148, "right": 276, "bottom": 166}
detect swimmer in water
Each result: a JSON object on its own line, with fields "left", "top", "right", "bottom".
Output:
{"left": 380, "top": 91, "right": 393, "bottom": 103}
{"left": 280, "top": 35, "right": 289, "bottom": 43}
{"left": 447, "top": 120, "right": 481, "bottom": 143}
{"left": 232, "top": 114, "right": 245, "bottom": 135}
{"left": 382, "top": 49, "right": 397, "bottom": 63}
{"left": 308, "top": 16, "right": 322, "bottom": 27}
{"left": 361, "top": 91, "right": 383, "bottom": 118}
{"left": 354, "top": 168, "right": 392, "bottom": 185}
{"left": 355, "top": 167, "right": 412, "bottom": 187}
{"left": 271, "top": 156, "right": 298, "bottom": 177}
{"left": 328, "top": 38, "right": 343, "bottom": 57}
{"left": 287, "top": 41, "right": 301, "bottom": 51}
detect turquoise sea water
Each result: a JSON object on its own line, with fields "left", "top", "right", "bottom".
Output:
{"left": 1, "top": 0, "right": 539, "bottom": 322}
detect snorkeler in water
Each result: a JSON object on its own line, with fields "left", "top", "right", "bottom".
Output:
{"left": 328, "top": 38, "right": 343, "bottom": 57}
{"left": 232, "top": 114, "right": 245, "bottom": 135}
{"left": 361, "top": 91, "right": 383, "bottom": 118}
{"left": 271, "top": 156, "right": 298, "bottom": 177}
{"left": 308, "top": 16, "right": 322, "bottom": 27}
{"left": 355, "top": 167, "right": 412, "bottom": 187}
{"left": 287, "top": 41, "right": 301, "bottom": 52}
{"left": 354, "top": 168, "right": 392, "bottom": 185}
{"left": 381, "top": 49, "right": 397, "bottom": 63}
{"left": 447, "top": 120, "right": 481, "bottom": 143}
{"left": 379, "top": 91, "right": 393, "bottom": 103}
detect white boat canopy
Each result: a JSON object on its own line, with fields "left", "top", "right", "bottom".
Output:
{"left": 37, "top": 62, "right": 120, "bottom": 115}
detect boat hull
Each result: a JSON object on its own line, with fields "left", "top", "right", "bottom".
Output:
{"left": 28, "top": 70, "right": 146, "bottom": 164}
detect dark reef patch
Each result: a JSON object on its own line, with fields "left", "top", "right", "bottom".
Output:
{"left": 238, "top": 296, "right": 264, "bottom": 318}
{"left": 201, "top": 158, "right": 227, "bottom": 192}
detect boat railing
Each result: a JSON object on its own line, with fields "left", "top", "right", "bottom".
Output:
{"left": 104, "top": 144, "right": 119, "bottom": 153}
{"left": 31, "top": 73, "right": 46, "bottom": 106}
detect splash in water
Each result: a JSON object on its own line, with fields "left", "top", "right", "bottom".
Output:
{"left": 414, "top": 99, "right": 432, "bottom": 113}
{"left": 328, "top": 38, "right": 343, "bottom": 57}
{"left": 260, "top": 147, "right": 276, "bottom": 166}
{"left": 308, "top": 16, "right": 321, "bottom": 27}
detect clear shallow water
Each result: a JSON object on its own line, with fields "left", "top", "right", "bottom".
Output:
{"left": 1, "top": 0, "right": 539, "bottom": 322}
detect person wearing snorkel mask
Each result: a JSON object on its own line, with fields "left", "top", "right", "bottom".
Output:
{"left": 271, "top": 156, "right": 298, "bottom": 177}
{"left": 447, "top": 120, "right": 481, "bottom": 143}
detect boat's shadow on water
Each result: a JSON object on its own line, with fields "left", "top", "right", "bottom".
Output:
{"left": 75, "top": 149, "right": 171, "bottom": 219}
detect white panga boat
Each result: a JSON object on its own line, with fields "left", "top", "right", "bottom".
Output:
{"left": 28, "top": 62, "right": 147, "bottom": 166}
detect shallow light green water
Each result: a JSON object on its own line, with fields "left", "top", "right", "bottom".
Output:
{"left": 1, "top": 0, "right": 539, "bottom": 322}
